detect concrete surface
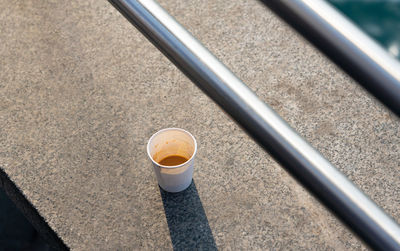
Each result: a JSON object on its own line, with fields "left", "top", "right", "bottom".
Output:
{"left": 1, "top": 0, "right": 400, "bottom": 250}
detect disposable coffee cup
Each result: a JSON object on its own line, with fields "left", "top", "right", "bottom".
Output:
{"left": 147, "top": 128, "right": 197, "bottom": 193}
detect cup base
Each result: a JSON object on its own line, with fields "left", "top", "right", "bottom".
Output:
{"left": 159, "top": 178, "right": 192, "bottom": 193}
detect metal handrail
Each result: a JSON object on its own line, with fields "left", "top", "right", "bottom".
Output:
{"left": 260, "top": 0, "right": 400, "bottom": 117}
{"left": 107, "top": 0, "right": 400, "bottom": 249}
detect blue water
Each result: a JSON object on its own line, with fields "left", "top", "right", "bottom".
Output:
{"left": 327, "top": 0, "right": 400, "bottom": 60}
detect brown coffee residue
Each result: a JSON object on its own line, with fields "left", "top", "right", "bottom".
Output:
{"left": 158, "top": 155, "right": 188, "bottom": 166}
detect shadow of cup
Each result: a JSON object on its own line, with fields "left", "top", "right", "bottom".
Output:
{"left": 159, "top": 181, "right": 217, "bottom": 250}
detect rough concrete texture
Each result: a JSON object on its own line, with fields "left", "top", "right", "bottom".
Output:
{"left": 1, "top": 0, "right": 399, "bottom": 250}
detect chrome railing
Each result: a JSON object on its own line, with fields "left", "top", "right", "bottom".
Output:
{"left": 261, "top": 0, "right": 400, "bottom": 117}
{"left": 107, "top": 0, "right": 400, "bottom": 249}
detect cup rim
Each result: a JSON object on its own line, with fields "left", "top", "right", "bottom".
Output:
{"left": 147, "top": 128, "right": 197, "bottom": 169}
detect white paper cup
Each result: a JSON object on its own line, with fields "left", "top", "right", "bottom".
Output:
{"left": 147, "top": 128, "right": 197, "bottom": 193}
